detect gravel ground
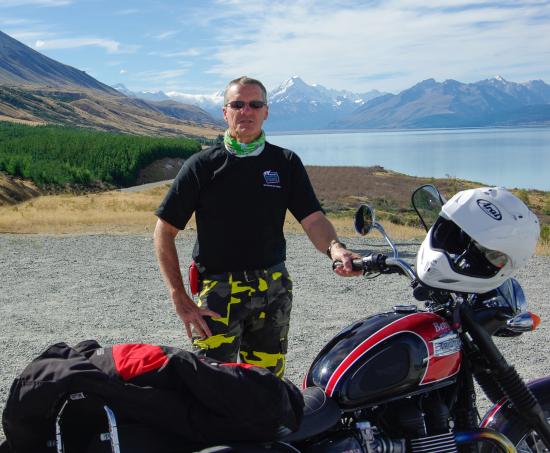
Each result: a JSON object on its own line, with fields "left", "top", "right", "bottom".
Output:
{"left": 1, "top": 232, "right": 550, "bottom": 442}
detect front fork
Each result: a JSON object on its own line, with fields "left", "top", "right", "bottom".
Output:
{"left": 460, "top": 303, "right": 550, "bottom": 450}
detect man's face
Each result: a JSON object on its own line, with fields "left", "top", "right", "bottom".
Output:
{"left": 223, "top": 83, "right": 268, "bottom": 144}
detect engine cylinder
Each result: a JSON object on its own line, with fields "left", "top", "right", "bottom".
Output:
{"left": 410, "top": 432, "right": 458, "bottom": 453}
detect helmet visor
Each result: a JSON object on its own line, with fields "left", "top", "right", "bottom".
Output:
{"left": 431, "top": 217, "right": 509, "bottom": 279}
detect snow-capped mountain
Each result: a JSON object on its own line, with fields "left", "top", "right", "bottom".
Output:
{"left": 332, "top": 76, "right": 550, "bottom": 129}
{"left": 112, "top": 77, "right": 385, "bottom": 131}
{"left": 266, "top": 76, "right": 384, "bottom": 131}
{"left": 111, "top": 84, "right": 171, "bottom": 102}
{"left": 113, "top": 75, "right": 550, "bottom": 131}
{"left": 165, "top": 90, "right": 224, "bottom": 118}
{"left": 110, "top": 84, "right": 222, "bottom": 126}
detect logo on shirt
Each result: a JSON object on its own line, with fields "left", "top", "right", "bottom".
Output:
{"left": 263, "top": 170, "right": 281, "bottom": 188}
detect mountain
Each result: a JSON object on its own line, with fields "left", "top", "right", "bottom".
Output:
{"left": 112, "top": 84, "right": 171, "bottom": 102}
{"left": 332, "top": 76, "right": 550, "bottom": 129}
{"left": 110, "top": 83, "right": 222, "bottom": 125}
{"left": 114, "top": 76, "right": 385, "bottom": 131}
{"left": 165, "top": 90, "right": 224, "bottom": 118}
{"left": 0, "top": 30, "right": 118, "bottom": 95}
{"left": 266, "top": 76, "right": 384, "bottom": 131}
{"left": 0, "top": 31, "right": 221, "bottom": 138}
{"left": 143, "top": 99, "right": 223, "bottom": 126}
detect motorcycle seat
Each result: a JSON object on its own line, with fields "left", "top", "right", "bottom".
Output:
{"left": 278, "top": 386, "right": 341, "bottom": 442}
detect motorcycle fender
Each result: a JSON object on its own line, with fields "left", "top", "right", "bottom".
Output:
{"left": 480, "top": 376, "right": 550, "bottom": 430}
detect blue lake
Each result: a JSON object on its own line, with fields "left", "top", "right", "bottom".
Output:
{"left": 268, "top": 127, "right": 550, "bottom": 191}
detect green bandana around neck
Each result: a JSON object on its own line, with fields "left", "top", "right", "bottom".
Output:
{"left": 224, "top": 130, "right": 265, "bottom": 156}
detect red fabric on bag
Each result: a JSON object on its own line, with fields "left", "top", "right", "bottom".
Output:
{"left": 220, "top": 363, "right": 255, "bottom": 369}
{"left": 112, "top": 344, "right": 169, "bottom": 381}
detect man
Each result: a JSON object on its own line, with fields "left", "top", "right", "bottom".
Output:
{"left": 154, "top": 76, "right": 360, "bottom": 377}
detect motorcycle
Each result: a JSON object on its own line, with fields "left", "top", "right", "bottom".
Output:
{"left": 274, "top": 184, "right": 549, "bottom": 453}
{"left": 3, "top": 185, "right": 547, "bottom": 453}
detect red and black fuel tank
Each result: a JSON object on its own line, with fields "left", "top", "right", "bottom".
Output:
{"left": 303, "top": 308, "right": 462, "bottom": 409}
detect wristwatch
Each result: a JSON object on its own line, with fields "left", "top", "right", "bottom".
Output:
{"left": 326, "top": 239, "right": 346, "bottom": 259}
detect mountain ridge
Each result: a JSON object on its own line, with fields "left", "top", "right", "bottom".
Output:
{"left": 115, "top": 75, "right": 550, "bottom": 131}
{"left": 113, "top": 76, "right": 386, "bottom": 131}
{"left": 2, "top": 28, "right": 549, "bottom": 133}
{"left": 332, "top": 76, "right": 550, "bottom": 129}
{"left": 0, "top": 30, "right": 221, "bottom": 138}
{"left": 0, "top": 30, "right": 118, "bottom": 95}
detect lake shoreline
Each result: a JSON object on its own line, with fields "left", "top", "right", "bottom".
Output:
{"left": 269, "top": 127, "right": 550, "bottom": 191}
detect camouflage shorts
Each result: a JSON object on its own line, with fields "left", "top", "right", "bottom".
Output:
{"left": 192, "top": 263, "right": 292, "bottom": 378}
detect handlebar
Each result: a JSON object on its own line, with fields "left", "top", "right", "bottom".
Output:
{"left": 335, "top": 254, "right": 416, "bottom": 281}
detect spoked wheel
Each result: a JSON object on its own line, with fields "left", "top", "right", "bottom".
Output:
{"left": 480, "top": 398, "right": 550, "bottom": 453}
{"left": 515, "top": 430, "right": 550, "bottom": 453}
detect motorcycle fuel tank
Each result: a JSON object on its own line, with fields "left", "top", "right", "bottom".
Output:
{"left": 304, "top": 308, "right": 461, "bottom": 409}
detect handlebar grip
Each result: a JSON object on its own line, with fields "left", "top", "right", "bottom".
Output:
{"left": 332, "top": 259, "right": 364, "bottom": 271}
{"left": 332, "top": 254, "right": 386, "bottom": 273}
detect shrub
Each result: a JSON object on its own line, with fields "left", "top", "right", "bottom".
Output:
{"left": 541, "top": 224, "right": 550, "bottom": 244}
{"left": 515, "top": 189, "right": 530, "bottom": 207}
{"left": 0, "top": 122, "right": 201, "bottom": 187}
{"left": 544, "top": 194, "right": 550, "bottom": 216}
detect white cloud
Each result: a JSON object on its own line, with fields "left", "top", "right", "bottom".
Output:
{"left": 0, "top": 0, "right": 71, "bottom": 6}
{"left": 32, "top": 37, "right": 139, "bottom": 54}
{"left": 134, "top": 68, "right": 189, "bottom": 82}
{"left": 8, "top": 30, "right": 57, "bottom": 41}
{"left": 152, "top": 48, "right": 202, "bottom": 58}
{"left": 120, "top": 69, "right": 127, "bottom": 75}
{"left": 203, "top": 0, "right": 550, "bottom": 92}
{"left": 0, "top": 18, "right": 36, "bottom": 25}
{"left": 114, "top": 8, "right": 141, "bottom": 16}
{"left": 153, "top": 30, "right": 179, "bottom": 40}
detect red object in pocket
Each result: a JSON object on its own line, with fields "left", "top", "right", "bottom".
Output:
{"left": 189, "top": 260, "right": 199, "bottom": 295}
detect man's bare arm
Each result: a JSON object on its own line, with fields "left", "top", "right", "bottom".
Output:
{"left": 153, "top": 218, "right": 219, "bottom": 338}
{"left": 300, "top": 211, "right": 362, "bottom": 277}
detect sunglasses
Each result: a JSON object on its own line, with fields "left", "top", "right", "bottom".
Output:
{"left": 225, "top": 100, "right": 267, "bottom": 110}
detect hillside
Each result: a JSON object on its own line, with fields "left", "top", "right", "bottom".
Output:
{"left": 331, "top": 77, "right": 550, "bottom": 129}
{"left": 0, "top": 30, "right": 117, "bottom": 93}
{"left": 0, "top": 85, "right": 221, "bottom": 138}
{"left": 0, "top": 30, "right": 222, "bottom": 138}
{"left": 0, "top": 171, "right": 42, "bottom": 204}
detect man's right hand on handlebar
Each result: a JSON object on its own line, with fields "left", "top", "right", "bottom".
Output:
{"left": 329, "top": 242, "right": 363, "bottom": 277}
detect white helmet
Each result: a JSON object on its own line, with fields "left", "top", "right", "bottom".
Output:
{"left": 416, "top": 187, "right": 539, "bottom": 293}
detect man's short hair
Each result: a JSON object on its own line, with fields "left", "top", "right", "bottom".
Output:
{"left": 224, "top": 76, "right": 268, "bottom": 104}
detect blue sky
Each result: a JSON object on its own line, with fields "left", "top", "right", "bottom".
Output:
{"left": 1, "top": 0, "right": 549, "bottom": 95}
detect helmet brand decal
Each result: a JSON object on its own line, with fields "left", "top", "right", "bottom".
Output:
{"left": 477, "top": 199, "right": 502, "bottom": 221}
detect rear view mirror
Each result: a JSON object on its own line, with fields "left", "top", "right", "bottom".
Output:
{"left": 411, "top": 185, "right": 446, "bottom": 232}
{"left": 354, "top": 204, "right": 375, "bottom": 236}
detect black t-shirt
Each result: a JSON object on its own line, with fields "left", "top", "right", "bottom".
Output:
{"left": 156, "top": 142, "right": 322, "bottom": 272}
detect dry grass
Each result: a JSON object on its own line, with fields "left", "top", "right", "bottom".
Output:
{"left": 283, "top": 211, "right": 425, "bottom": 240}
{"left": 0, "top": 185, "right": 424, "bottom": 238}
{"left": 0, "top": 185, "right": 547, "bottom": 257}
{"left": 0, "top": 190, "right": 163, "bottom": 234}
{"left": 537, "top": 241, "right": 550, "bottom": 256}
